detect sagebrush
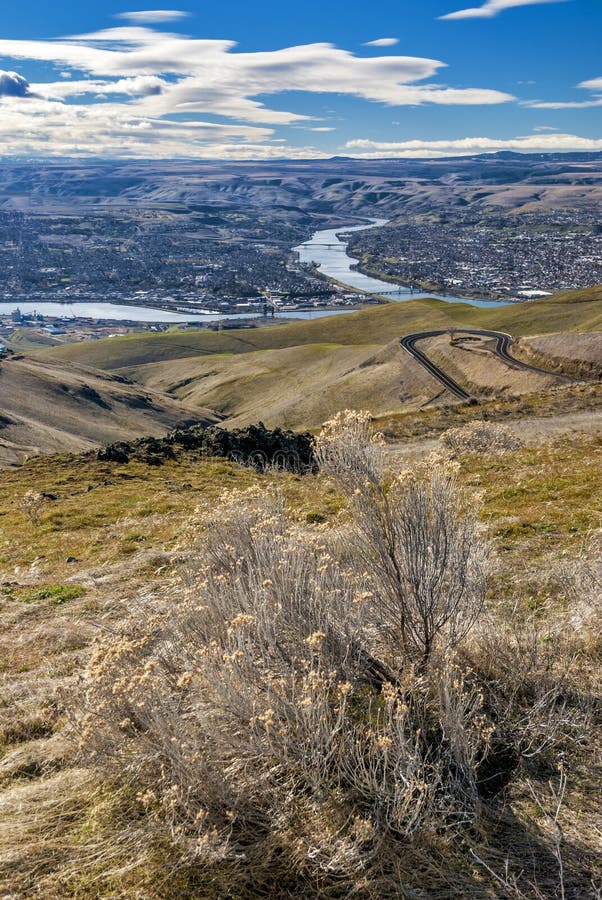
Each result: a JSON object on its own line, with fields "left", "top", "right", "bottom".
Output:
{"left": 77, "top": 411, "right": 598, "bottom": 898}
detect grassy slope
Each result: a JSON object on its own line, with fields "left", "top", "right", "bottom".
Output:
{"left": 0, "top": 430, "right": 600, "bottom": 896}
{"left": 121, "top": 339, "right": 433, "bottom": 428}
{"left": 43, "top": 286, "right": 602, "bottom": 372}
{"left": 0, "top": 355, "right": 218, "bottom": 466}
{"left": 35, "top": 286, "right": 602, "bottom": 431}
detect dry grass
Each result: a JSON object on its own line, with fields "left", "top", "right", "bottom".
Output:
{"left": 29, "top": 290, "right": 601, "bottom": 433}
{"left": 375, "top": 382, "right": 602, "bottom": 443}
{"left": 0, "top": 354, "right": 217, "bottom": 467}
{"left": 0, "top": 422, "right": 600, "bottom": 897}
{"left": 440, "top": 421, "right": 524, "bottom": 456}
{"left": 117, "top": 339, "right": 425, "bottom": 430}
{"left": 519, "top": 331, "right": 602, "bottom": 380}
{"left": 40, "top": 285, "right": 602, "bottom": 374}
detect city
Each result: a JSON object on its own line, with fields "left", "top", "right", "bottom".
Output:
{"left": 347, "top": 209, "right": 602, "bottom": 299}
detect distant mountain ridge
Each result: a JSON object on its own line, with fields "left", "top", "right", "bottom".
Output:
{"left": 0, "top": 153, "right": 600, "bottom": 219}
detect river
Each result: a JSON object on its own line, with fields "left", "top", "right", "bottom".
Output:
{"left": 1, "top": 220, "right": 507, "bottom": 323}
{"left": 295, "top": 219, "right": 509, "bottom": 309}
{"left": 0, "top": 301, "right": 342, "bottom": 324}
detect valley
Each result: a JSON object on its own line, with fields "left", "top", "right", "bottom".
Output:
{"left": 0, "top": 353, "right": 216, "bottom": 467}
{"left": 1, "top": 154, "right": 601, "bottom": 317}
{"left": 0, "top": 155, "right": 600, "bottom": 900}
{"left": 30, "top": 284, "right": 601, "bottom": 433}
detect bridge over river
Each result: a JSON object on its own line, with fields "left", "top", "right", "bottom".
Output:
{"left": 294, "top": 220, "right": 509, "bottom": 310}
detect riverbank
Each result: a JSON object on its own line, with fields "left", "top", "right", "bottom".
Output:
{"left": 294, "top": 221, "right": 511, "bottom": 310}
{"left": 0, "top": 301, "right": 354, "bottom": 326}
{"left": 351, "top": 260, "right": 519, "bottom": 303}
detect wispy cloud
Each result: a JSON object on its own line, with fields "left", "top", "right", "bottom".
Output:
{"left": 345, "top": 133, "right": 602, "bottom": 157}
{"left": 440, "top": 0, "right": 570, "bottom": 21}
{"left": 116, "top": 10, "right": 191, "bottom": 24}
{"left": 522, "top": 75, "right": 602, "bottom": 108}
{"left": 363, "top": 38, "right": 399, "bottom": 47}
{"left": 526, "top": 97, "right": 602, "bottom": 109}
{"left": 0, "top": 20, "right": 514, "bottom": 158}
{"left": 581, "top": 76, "right": 602, "bottom": 92}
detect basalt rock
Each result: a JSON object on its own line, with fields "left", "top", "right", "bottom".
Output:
{"left": 98, "top": 421, "right": 316, "bottom": 473}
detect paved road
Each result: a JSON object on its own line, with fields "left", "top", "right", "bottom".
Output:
{"left": 400, "top": 328, "right": 566, "bottom": 401}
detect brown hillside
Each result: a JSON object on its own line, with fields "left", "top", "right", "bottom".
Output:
{"left": 518, "top": 332, "right": 602, "bottom": 379}
{"left": 0, "top": 355, "right": 218, "bottom": 467}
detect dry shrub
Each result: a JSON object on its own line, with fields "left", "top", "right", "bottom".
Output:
{"left": 440, "top": 420, "right": 523, "bottom": 456}
{"left": 79, "top": 414, "right": 497, "bottom": 896}
{"left": 20, "top": 490, "right": 47, "bottom": 523}
{"left": 317, "top": 410, "right": 488, "bottom": 673}
{"left": 315, "top": 409, "right": 385, "bottom": 486}
{"left": 77, "top": 412, "right": 594, "bottom": 897}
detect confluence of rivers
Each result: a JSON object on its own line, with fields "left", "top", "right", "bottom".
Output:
{"left": 0, "top": 219, "right": 508, "bottom": 323}
{"left": 294, "top": 218, "right": 507, "bottom": 309}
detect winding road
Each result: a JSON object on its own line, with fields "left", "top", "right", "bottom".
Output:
{"left": 400, "top": 329, "right": 567, "bottom": 401}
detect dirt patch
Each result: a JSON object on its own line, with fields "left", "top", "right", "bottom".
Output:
{"left": 519, "top": 332, "right": 602, "bottom": 379}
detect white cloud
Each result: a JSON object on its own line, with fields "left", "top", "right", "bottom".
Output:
{"left": 523, "top": 75, "right": 602, "bottom": 109}
{"left": 581, "top": 76, "right": 602, "bottom": 92}
{"left": 363, "top": 38, "right": 399, "bottom": 47}
{"left": 0, "top": 70, "right": 32, "bottom": 97}
{"left": 345, "top": 133, "right": 602, "bottom": 157}
{"left": 0, "top": 21, "right": 514, "bottom": 158}
{"left": 34, "top": 75, "right": 167, "bottom": 100}
{"left": 440, "top": 0, "right": 570, "bottom": 21}
{"left": 0, "top": 28, "right": 513, "bottom": 107}
{"left": 116, "top": 10, "right": 190, "bottom": 24}
{"left": 0, "top": 96, "right": 280, "bottom": 158}
{"left": 525, "top": 97, "right": 602, "bottom": 109}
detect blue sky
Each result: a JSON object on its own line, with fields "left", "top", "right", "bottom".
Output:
{"left": 0, "top": 0, "right": 599, "bottom": 159}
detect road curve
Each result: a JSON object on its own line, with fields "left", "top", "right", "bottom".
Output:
{"left": 400, "top": 332, "right": 472, "bottom": 400}
{"left": 400, "top": 328, "right": 566, "bottom": 401}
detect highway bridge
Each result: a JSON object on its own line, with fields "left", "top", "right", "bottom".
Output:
{"left": 374, "top": 287, "right": 418, "bottom": 296}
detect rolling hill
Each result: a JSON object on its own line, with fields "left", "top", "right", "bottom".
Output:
{"left": 2, "top": 154, "right": 601, "bottom": 218}
{"left": 39, "top": 287, "right": 602, "bottom": 431}
{"left": 0, "top": 354, "right": 218, "bottom": 467}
